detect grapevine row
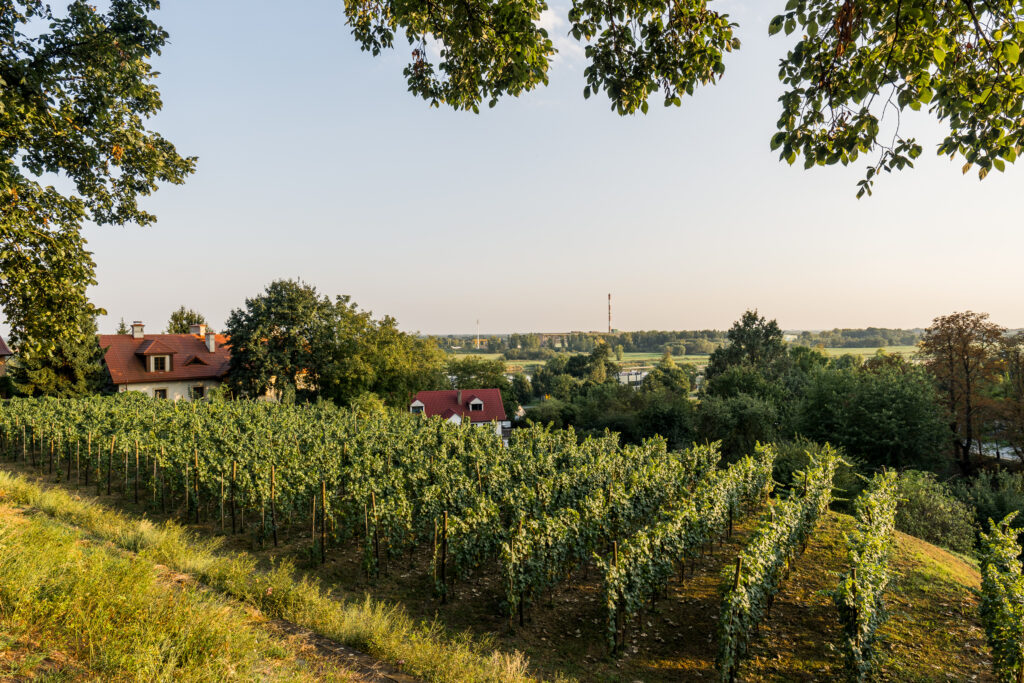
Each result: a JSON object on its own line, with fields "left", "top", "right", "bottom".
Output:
{"left": 979, "top": 511, "right": 1024, "bottom": 683}
{"left": 716, "top": 446, "right": 841, "bottom": 683}
{"left": 831, "top": 470, "right": 899, "bottom": 682}
{"left": 597, "top": 444, "right": 777, "bottom": 651}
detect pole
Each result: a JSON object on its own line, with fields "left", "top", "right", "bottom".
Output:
{"left": 321, "top": 479, "right": 327, "bottom": 565}
{"left": 270, "top": 463, "right": 278, "bottom": 547}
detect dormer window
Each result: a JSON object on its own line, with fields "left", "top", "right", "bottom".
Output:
{"left": 469, "top": 398, "right": 484, "bottom": 412}
{"left": 153, "top": 355, "right": 167, "bottom": 372}
{"left": 410, "top": 399, "right": 425, "bottom": 414}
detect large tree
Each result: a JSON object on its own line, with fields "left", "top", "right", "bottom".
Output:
{"left": 920, "top": 311, "right": 1005, "bottom": 472}
{"left": 167, "top": 306, "right": 211, "bottom": 334}
{"left": 705, "top": 310, "right": 786, "bottom": 380}
{"left": 342, "top": 0, "right": 1024, "bottom": 190}
{"left": 225, "top": 279, "right": 446, "bottom": 405}
{"left": 1, "top": 1, "right": 194, "bottom": 360}
{"left": 8, "top": 310, "right": 106, "bottom": 397}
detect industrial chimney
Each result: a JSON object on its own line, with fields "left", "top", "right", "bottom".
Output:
{"left": 131, "top": 321, "right": 145, "bottom": 339}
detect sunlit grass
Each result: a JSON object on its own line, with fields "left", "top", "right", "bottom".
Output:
{"left": 0, "top": 471, "right": 541, "bottom": 683}
{"left": 0, "top": 504, "right": 353, "bottom": 681}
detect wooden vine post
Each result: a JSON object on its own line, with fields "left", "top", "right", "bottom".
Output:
{"left": 320, "top": 479, "right": 327, "bottom": 565}
{"left": 107, "top": 434, "right": 115, "bottom": 495}
{"left": 370, "top": 491, "right": 381, "bottom": 574}
{"left": 184, "top": 465, "right": 190, "bottom": 524}
{"left": 84, "top": 432, "right": 91, "bottom": 487}
{"left": 194, "top": 449, "right": 200, "bottom": 524}
{"left": 134, "top": 440, "right": 140, "bottom": 504}
{"left": 220, "top": 475, "right": 225, "bottom": 531}
{"left": 270, "top": 463, "right": 278, "bottom": 547}
{"left": 441, "top": 509, "right": 448, "bottom": 604}
{"left": 230, "top": 460, "right": 237, "bottom": 534}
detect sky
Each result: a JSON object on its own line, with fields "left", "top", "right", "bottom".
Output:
{"left": 64, "top": 0, "right": 1024, "bottom": 335}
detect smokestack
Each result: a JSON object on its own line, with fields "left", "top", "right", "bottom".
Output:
{"left": 189, "top": 323, "right": 207, "bottom": 336}
{"left": 205, "top": 331, "right": 216, "bottom": 353}
{"left": 608, "top": 293, "right": 612, "bottom": 334}
{"left": 131, "top": 321, "right": 145, "bottom": 339}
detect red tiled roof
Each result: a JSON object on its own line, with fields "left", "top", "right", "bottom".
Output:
{"left": 411, "top": 389, "right": 507, "bottom": 423}
{"left": 136, "top": 339, "right": 179, "bottom": 356}
{"left": 98, "top": 333, "right": 231, "bottom": 385}
{"left": 0, "top": 336, "right": 11, "bottom": 358}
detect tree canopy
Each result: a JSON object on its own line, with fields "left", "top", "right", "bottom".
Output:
{"left": 705, "top": 310, "right": 786, "bottom": 379}
{"left": 166, "top": 307, "right": 211, "bottom": 334}
{"left": 224, "top": 279, "right": 446, "bottom": 406}
{"left": 1, "top": 0, "right": 194, "bottom": 359}
{"left": 344, "top": 0, "right": 1024, "bottom": 190}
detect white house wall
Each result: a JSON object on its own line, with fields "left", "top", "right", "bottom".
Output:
{"left": 118, "top": 380, "right": 219, "bottom": 401}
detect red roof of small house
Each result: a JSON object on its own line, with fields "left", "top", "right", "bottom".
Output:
{"left": 98, "top": 333, "right": 231, "bottom": 385}
{"left": 0, "top": 336, "right": 11, "bottom": 358}
{"left": 411, "top": 389, "right": 507, "bottom": 423}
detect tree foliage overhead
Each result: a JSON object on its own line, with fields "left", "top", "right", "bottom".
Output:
{"left": 1, "top": 0, "right": 194, "bottom": 358}
{"left": 344, "top": 0, "right": 1024, "bottom": 188}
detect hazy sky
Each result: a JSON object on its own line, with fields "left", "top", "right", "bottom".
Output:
{"left": 65, "top": 0, "right": 1024, "bottom": 335}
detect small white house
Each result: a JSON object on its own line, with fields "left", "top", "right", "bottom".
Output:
{"left": 409, "top": 388, "right": 510, "bottom": 439}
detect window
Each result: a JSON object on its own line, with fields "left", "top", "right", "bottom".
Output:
{"left": 191, "top": 385, "right": 205, "bottom": 400}
{"left": 153, "top": 389, "right": 168, "bottom": 399}
{"left": 153, "top": 356, "right": 167, "bottom": 372}
{"left": 410, "top": 406, "right": 424, "bottom": 414}
{"left": 469, "top": 400, "right": 483, "bottom": 412}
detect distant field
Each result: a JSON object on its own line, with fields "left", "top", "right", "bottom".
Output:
{"left": 820, "top": 345, "right": 919, "bottom": 358}
{"left": 450, "top": 345, "right": 920, "bottom": 374}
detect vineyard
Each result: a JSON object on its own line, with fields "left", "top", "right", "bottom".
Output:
{"left": 0, "top": 394, "right": 997, "bottom": 681}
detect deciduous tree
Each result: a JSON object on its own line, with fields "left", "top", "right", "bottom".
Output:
{"left": 706, "top": 310, "right": 786, "bottom": 380}
{"left": 1, "top": 0, "right": 194, "bottom": 359}
{"left": 920, "top": 311, "right": 1005, "bottom": 472}
{"left": 167, "top": 307, "right": 211, "bottom": 334}
{"left": 343, "top": 0, "right": 1024, "bottom": 189}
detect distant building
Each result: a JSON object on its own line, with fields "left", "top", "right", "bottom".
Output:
{"left": 617, "top": 369, "right": 648, "bottom": 387}
{"left": 98, "top": 322, "right": 230, "bottom": 400}
{"left": 0, "top": 335, "right": 12, "bottom": 377}
{"left": 409, "top": 388, "right": 510, "bottom": 440}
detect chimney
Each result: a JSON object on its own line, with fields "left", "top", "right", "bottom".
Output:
{"left": 189, "top": 323, "right": 207, "bottom": 337}
{"left": 457, "top": 390, "right": 462, "bottom": 405}
{"left": 205, "top": 331, "right": 216, "bottom": 353}
{"left": 131, "top": 321, "right": 145, "bottom": 339}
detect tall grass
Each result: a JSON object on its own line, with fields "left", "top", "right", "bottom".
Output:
{"left": 0, "top": 510, "right": 350, "bottom": 681}
{"left": 0, "top": 471, "right": 538, "bottom": 683}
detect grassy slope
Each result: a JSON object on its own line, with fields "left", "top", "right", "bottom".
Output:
{"left": 0, "top": 468, "right": 991, "bottom": 682}
{"left": 0, "top": 502, "right": 361, "bottom": 682}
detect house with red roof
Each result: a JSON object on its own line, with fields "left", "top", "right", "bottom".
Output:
{"left": 409, "top": 389, "right": 510, "bottom": 439}
{"left": 98, "top": 321, "right": 230, "bottom": 400}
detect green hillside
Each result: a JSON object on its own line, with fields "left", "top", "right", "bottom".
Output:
{"left": 0, "top": 468, "right": 991, "bottom": 682}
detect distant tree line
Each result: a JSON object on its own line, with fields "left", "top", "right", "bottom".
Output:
{"left": 796, "top": 327, "right": 922, "bottom": 349}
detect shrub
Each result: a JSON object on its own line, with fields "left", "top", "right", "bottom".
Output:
{"left": 954, "top": 470, "right": 1024, "bottom": 535}
{"left": 896, "top": 470, "right": 976, "bottom": 553}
